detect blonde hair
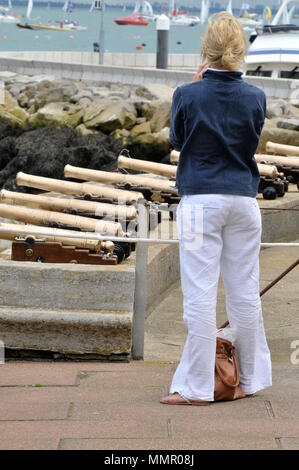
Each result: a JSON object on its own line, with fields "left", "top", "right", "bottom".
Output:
{"left": 201, "top": 12, "right": 247, "bottom": 71}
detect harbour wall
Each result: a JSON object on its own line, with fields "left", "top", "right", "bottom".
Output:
{"left": 0, "top": 51, "right": 297, "bottom": 99}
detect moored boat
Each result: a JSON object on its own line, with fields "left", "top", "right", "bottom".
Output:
{"left": 245, "top": 0, "right": 299, "bottom": 79}
{"left": 114, "top": 13, "right": 149, "bottom": 26}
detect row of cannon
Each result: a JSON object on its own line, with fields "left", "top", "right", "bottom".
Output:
{"left": 0, "top": 140, "right": 298, "bottom": 264}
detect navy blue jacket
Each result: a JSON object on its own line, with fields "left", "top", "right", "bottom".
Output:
{"left": 170, "top": 69, "right": 266, "bottom": 197}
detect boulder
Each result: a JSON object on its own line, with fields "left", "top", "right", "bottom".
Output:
{"left": 0, "top": 90, "right": 29, "bottom": 129}
{"left": 141, "top": 100, "right": 171, "bottom": 133}
{"left": 0, "top": 125, "right": 123, "bottom": 191}
{"left": 28, "top": 102, "right": 84, "bottom": 128}
{"left": 266, "top": 99, "right": 288, "bottom": 119}
{"left": 83, "top": 99, "right": 137, "bottom": 132}
{"left": 111, "top": 128, "right": 130, "bottom": 146}
{"left": 129, "top": 127, "right": 170, "bottom": 161}
{"left": 75, "top": 124, "right": 99, "bottom": 136}
{"left": 276, "top": 118, "right": 299, "bottom": 131}
{"left": 33, "top": 83, "right": 79, "bottom": 110}
{"left": 130, "top": 121, "right": 151, "bottom": 138}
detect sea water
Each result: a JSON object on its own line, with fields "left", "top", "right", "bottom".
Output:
{"left": 1, "top": 6, "right": 298, "bottom": 55}
{"left": 0, "top": 6, "right": 212, "bottom": 54}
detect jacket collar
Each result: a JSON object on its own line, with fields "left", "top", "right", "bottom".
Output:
{"left": 202, "top": 69, "right": 243, "bottom": 81}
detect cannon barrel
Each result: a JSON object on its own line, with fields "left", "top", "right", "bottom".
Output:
{"left": 0, "top": 189, "right": 137, "bottom": 220}
{"left": 16, "top": 172, "right": 144, "bottom": 204}
{"left": 117, "top": 155, "right": 177, "bottom": 178}
{"left": 0, "top": 222, "right": 114, "bottom": 253}
{"left": 255, "top": 153, "right": 299, "bottom": 169}
{"left": 170, "top": 150, "right": 282, "bottom": 178}
{"left": 266, "top": 141, "right": 299, "bottom": 157}
{"left": 170, "top": 150, "right": 180, "bottom": 163}
{"left": 0, "top": 203, "right": 125, "bottom": 236}
{"left": 64, "top": 165, "right": 178, "bottom": 195}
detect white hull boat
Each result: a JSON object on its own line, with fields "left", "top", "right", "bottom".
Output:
{"left": 170, "top": 15, "right": 200, "bottom": 26}
{"left": 245, "top": 0, "right": 299, "bottom": 79}
{"left": 0, "top": 14, "right": 17, "bottom": 22}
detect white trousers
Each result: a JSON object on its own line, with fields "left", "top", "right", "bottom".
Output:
{"left": 170, "top": 194, "right": 272, "bottom": 402}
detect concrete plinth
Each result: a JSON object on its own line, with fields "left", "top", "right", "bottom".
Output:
{"left": 0, "top": 262, "right": 135, "bottom": 358}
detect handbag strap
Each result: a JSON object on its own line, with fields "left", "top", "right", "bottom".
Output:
{"left": 215, "top": 347, "right": 240, "bottom": 388}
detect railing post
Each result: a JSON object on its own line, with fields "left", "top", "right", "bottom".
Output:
{"left": 132, "top": 200, "right": 149, "bottom": 360}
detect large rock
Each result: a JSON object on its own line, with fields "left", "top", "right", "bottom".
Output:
{"left": 28, "top": 102, "right": 84, "bottom": 128}
{"left": 141, "top": 100, "right": 171, "bottom": 133}
{"left": 276, "top": 118, "right": 299, "bottom": 131}
{"left": 266, "top": 99, "right": 289, "bottom": 119}
{"left": 83, "top": 99, "right": 137, "bottom": 133}
{"left": 129, "top": 127, "right": 170, "bottom": 161}
{"left": 130, "top": 121, "right": 151, "bottom": 138}
{"left": 0, "top": 125, "right": 123, "bottom": 191}
{"left": 0, "top": 90, "right": 29, "bottom": 129}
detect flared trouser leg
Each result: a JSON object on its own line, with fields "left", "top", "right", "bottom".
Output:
{"left": 169, "top": 194, "right": 272, "bottom": 401}
{"left": 220, "top": 198, "right": 272, "bottom": 394}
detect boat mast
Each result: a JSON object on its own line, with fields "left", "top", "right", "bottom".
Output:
{"left": 271, "top": 0, "right": 298, "bottom": 25}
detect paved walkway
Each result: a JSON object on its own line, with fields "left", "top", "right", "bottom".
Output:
{"left": 0, "top": 244, "right": 298, "bottom": 450}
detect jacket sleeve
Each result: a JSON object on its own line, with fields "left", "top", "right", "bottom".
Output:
{"left": 170, "top": 87, "right": 184, "bottom": 151}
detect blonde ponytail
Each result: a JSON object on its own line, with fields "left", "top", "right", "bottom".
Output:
{"left": 201, "top": 12, "right": 247, "bottom": 71}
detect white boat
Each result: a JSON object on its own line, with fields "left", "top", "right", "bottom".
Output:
{"left": 245, "top": 0, "right": 299, "bottom": 79}
{"left": 238, "top": 16, "right": 263, "bottom": 28}
{"left": 166, "top": 0, "right": 200, "bottom": 27}
{"left": 0, "top": 0, "right": 17, "bottom": 22}
{"left": 170, "top": 14, "right": 200, "bottom": 26}
{"left": 0, "top": 12, "right": 18, "bottom": 23}
{"left": 131, "top": 0, "right": 158, "bottom": 22}
{"left": 58, "top": 1, "right": 87, "bottom": 30}
{"left": 238, "top": 2, "right": 263, "bottom": 26}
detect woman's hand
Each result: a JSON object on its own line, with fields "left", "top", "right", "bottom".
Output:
{"left": 192, "top": 62, "right": 209, "bottom": 82}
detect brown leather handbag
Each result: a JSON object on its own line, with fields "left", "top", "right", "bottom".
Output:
{"left": 214, "top": 337, "right": 246, "bottom": 401}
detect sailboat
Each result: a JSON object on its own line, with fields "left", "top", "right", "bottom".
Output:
{"left": 238, "top": 3, "right": 263, "bottom": 27}
{"left": 56, "top": 1, "right": 87, "bottom": 31}
{"left": 17, "top": 0, "right": 86, "bottom": 31}
{"left": 0, "top": 0, "right": 18, "bottom": 23}
{"left": 169, "top": 1, "right": 200, "bottom": 26}
{"left": 200, "top": 0, "right": 210, "bottom": 24}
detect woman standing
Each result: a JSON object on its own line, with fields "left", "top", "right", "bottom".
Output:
{"left": 160, "top": 12, "right": 272, "bottom": 405}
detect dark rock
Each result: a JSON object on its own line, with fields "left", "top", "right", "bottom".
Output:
{"left": 0, "top": 122, "right": 123, "bottom": 192}
{"left": 0, "top": 136, "right": 17, "bottom": 170}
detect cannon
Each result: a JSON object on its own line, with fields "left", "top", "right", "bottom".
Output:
{"left": 64, "top": 164, "right": 178, "bottom": 195}
{"left": 266, "top": 141, "right": 299, "bottom": 157}
{"left": 0, "top": 202, "right": 136, "bottom": 263}
{"left": 117, "top": 155, "right": 177, "bottom": 179}
{"left": 0, "top": 189, "right": 137, "bottom": 221}
{"left": 255, "top": 153, "right": 299, "bottom": 188}
{"left": 16, "top": 172, "right": 144, "bottom": 205}
{"left": 0, "top": 203, "right": 126, "bottom": 236}
{"left": 0, "top": 222, "right": 118, "bottom": 265}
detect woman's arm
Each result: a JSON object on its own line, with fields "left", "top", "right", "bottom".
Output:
{"left": 169, "top": 87, "right": 184, "bottom": 151}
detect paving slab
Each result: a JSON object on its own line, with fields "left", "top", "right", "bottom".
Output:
{"left": 0, "top": 240, "right": 298, "bottom": 450}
